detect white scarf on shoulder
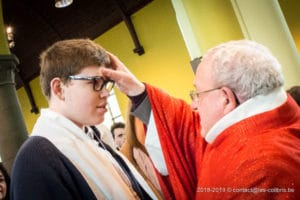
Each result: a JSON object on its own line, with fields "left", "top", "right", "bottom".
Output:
{"left": 31, "top": 109, "right": 157, "bottom": 200}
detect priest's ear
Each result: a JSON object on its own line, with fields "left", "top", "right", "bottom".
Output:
{"left": 50, "top": 77, "right": 65, "bottom": 100}
{"left": 220, "top": 87, "right": 239, "bottom": 114}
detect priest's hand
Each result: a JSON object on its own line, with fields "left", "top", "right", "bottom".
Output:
{"left": 100, "top": 52, "right": 145, "bottom": 96}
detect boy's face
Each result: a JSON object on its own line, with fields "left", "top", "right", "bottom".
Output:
{"left": 59, "top": 65, "right": 110, "bottom": 127}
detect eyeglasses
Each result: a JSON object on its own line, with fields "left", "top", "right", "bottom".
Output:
{"left": 189, "top": 87, "right": 221, "bottom": 101}
{"left": 68, "top": 75, "right": 115, "bottom": 92}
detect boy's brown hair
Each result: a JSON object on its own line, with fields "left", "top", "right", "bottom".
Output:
{"left": 39, "top": 38, "right": 110, "bottom": 99}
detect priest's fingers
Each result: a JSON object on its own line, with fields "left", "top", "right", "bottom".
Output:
{"left": 100, "top": 67, "right": 145, "bottom": 96}
{"left": 107, "top": 51, "right": 130, "bottom": 73}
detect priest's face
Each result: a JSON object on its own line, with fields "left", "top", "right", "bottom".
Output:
{"left": 193, "top": 56, "right": 228, "bottom": 138}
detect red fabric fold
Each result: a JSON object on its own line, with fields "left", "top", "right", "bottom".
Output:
{"left": 145, "top": 84, "right": 205, "bottom": 200}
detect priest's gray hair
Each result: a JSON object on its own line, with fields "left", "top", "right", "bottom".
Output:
{"left": 203, "top": 40, "right": 284, "bottom": 103}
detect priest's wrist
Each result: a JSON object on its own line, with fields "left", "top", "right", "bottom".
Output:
{"left": 128, "top": 83, "right": 147, "bottom": 110}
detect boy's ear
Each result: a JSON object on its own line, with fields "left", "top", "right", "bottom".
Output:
{"left": 50, "top": 77, "right": 65, "bottom": 100}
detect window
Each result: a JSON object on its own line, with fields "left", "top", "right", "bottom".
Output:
{"left": 103, "top": 89, "right": 124, "bottom": 128}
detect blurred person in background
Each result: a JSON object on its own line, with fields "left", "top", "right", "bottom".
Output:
{"left": 287, "top": 85, "right": 300, "bottom": 106}
{"left": 111, "top": 122, "right": 127, "bottom": 150}
{"left": 0, "top": 163, "right": 10, "bottom": 200}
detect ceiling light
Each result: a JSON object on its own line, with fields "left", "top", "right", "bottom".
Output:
{"left": 55, "top": 0, "right": 73, "bottom": 8}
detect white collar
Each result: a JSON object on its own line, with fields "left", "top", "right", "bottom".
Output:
{"left": 205, "top": 87, "right": 287, "bottom": 144}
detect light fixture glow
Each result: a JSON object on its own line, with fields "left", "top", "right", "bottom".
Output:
{"left": 6, "top": 26, "right": 13, "bottom": 34}
{"left": 6, "top": 26, "right": 15, "bottom": 48}
{"left": 55, "top": 0, "right": 73, "bottom": 8}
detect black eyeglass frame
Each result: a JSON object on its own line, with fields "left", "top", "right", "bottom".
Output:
{"left": 68, "top": 75, "right": 115, "bottom": 92}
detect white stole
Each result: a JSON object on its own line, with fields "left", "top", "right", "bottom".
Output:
{"left": 31, "top": 109, "right": 157, "bottom": 200}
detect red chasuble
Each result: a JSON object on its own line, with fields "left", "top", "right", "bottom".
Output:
{"left": 145, "top": 84, "right": 205, "bottom": 200}
{"left": 145, "top": 84, "right": 300, "bottom": 200}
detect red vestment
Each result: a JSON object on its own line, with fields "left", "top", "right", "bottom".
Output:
{"left": 145, "top": 84, "right": 204, "bottom": 200}
{"left": 145, "top": 84, "right": 300, "bottom": 200}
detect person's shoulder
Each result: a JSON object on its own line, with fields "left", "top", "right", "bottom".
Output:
{"left": 12, "top": 137, "right": 57, "bottom": 174}
{"left": 244, "top": 129, "right": 300, "bottom": 155}
{"left": 11, "top": 137, "right": 97, "bottom": 200}
{"left": 15, "top": 136, "right": 59, "bottom": 161}
{"left": 221, "top": 134, "right": 300, "bottom": 192}
{"left": 257, "top": 127, "right": 300, "bottom": 150}
{"left": 238, "top": 131, "right": 300, "bottom": 174}
{"left": 223, "top": 130, "right": 300, "bottom": 171}
{"left": 18, "top": 135, "right": 54, "bottom": 149}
